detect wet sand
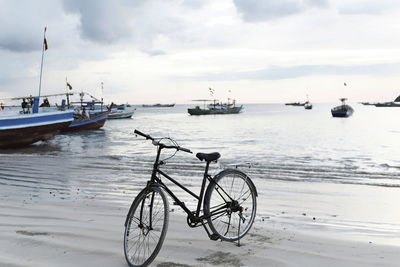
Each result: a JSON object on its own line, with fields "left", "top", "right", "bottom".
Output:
{"left": 0, "top": 197, "right": 399, "bottom": 267}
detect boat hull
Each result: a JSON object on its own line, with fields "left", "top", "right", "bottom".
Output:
{"left": 188, "top": 106, "right": 242, "bottom": 115}
{"left": 142, "top": 104, "right": 175, "bottom": 107}
{"left": 108, "top": 112, "right": 134, "bottom": 119}
{"left": 374, "top": 102, "right": 400, "bottom": 107}
{"left": 0, "top": 111, "right": 73, "bottom": 148}
{"left": 331, "top": 106, "right": 354, "bottom": 117}
{"left": 63, "top": 110, "right": 109, "bottom": 132}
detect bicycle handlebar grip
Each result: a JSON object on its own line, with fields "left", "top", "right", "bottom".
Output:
{"left": 178, "top": 146, "right": 192, "bottom": 153}
{"left": 134, "top": 129, "right": 153, "bottom": 140}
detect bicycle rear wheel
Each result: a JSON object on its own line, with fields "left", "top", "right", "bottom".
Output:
{"left": 124, "top": 186, "right": 169, "bottom": 267}
{"left": 204, "top": 169, "right": 257, "bottom": 241}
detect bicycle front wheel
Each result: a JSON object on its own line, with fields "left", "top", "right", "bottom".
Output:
{"left": 124, "top": 186, "right": 169, "bottom": 267}
{"left": 204, "top": 169, "right": 257, "bottom": 241}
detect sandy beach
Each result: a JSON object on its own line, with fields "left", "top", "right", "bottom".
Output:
{"left": 1, "top": 195, "right": 399, "bottom": 267}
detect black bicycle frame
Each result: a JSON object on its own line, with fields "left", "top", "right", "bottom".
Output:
{"left": 149, "top": 145, "right": 213, "bottom": 223}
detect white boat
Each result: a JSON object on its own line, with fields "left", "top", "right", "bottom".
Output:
{"left": 108, "top": 104, "right": 135, "bottom": 119}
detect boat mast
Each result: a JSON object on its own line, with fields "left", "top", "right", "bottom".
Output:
{"left": 38, "top": 27, "right": 47, "bottom": 100}
{"left": 101, "top": 82, "right": 104, "bottom": 111}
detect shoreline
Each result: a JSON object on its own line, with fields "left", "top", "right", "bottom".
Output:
{"left": 0, "top": 197, "right": 399, "bottom": 267}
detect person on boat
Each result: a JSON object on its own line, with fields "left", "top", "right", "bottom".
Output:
{"left": 40, "top": 98, "right": 50, "bottom": 107}
{"left": 82, "top": 107, "right": 89, "bottom": 118}
{"left": 21, "top": 98, "right": 28, "bottom": 113}
{"left": 0, "top": 103, "right": 3, "bottom": 111}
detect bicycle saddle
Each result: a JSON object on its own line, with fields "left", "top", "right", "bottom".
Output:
{"left": 196, "top": 152, "right": 220, "bottom": 162}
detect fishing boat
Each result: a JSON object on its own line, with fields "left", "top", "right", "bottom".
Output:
{"left": 142, "top": 103, "right": 175, "bottom": 108}
{"left": 63, "top": 92, "right": 112, "bottom": 131}
{"left": 304, "top": 101, "right": 312, "bottom": 110}
{"left": 0, "top": 28, "right": 75, "bottom": 148}
{"left": 64, "top": 108, "right": 110, "bottom": 131}
{"left": 108, "top": 104, "right": 135, "bottom": 119}
{"left": 374, "top": 102, "right": 400, "bottom": 107}
{"left": 0, "top": 98, "right": 73, "bottom": 148}
{"left": 285, "top": 102, "right": 306, "bottom": 106}
{"left": 331, "top": 98, "right": 354, "bottom": 117}
{"left": 188, "top": 99, "right": 242, "bottom": 115}
{"left": 372, "top": 94, "right": 400, "bottom": 107}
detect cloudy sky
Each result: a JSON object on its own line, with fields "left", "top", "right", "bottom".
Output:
{"left": 1, "top": 0, "right": 400, "bottom": 104}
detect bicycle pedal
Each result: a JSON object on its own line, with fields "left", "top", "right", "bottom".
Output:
{"left": 210, "top": 233, "right": 220, "bottom": 241}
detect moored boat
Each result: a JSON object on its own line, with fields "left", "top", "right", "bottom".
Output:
{"left": 188, "top": 99, "right": 242, "bottom": 115}
{"left": 285, "top": 102, "right": 306, "bottom": 106}
{"left": 374, "top": 102, "right": 400, "bottom": 107}
{"left": 108, "top": 104, "right": 135, "bottom": 119}
{"left": 142, "top": 103, "right": 175, "bottom": 108}
{"left": 331, "top": 98, "right": 354, "bottom": 117}
{"left": 63, "top": 109, "right": 110, "bottom": 131}
{"left": 0, "top": 108, "right": 73, "bottom": 148}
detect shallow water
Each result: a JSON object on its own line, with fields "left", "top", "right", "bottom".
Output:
{"left": 1, "top": 103, "right": 399, "bottom": 245}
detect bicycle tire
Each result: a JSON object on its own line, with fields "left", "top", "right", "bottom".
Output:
{"left": 203, "top": 169, "right": 257, "bottom": 241}
{"left": 124, "top": 186, "right": 169, "bottom": 267}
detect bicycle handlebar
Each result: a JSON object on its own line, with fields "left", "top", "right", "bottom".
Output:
{"left": 134, "top": 129, "right": 192, "bottom": 154}
{"left": 134, "top": 129, "right": 154, "bottom": 141}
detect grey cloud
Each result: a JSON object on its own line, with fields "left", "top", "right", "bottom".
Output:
{"left": 233, "top": 0, "right": 328, "bottom": 22}
{"left": 337, "top": 1, "right": 398, "bottom": 15}
{"left": 0, "top": 0, "right": 62, "bottom": 53}
{"left": 61, "top": 0, "right": 190, "bottom": 55}
{"left": 0, "top": 36, "right": 38, "bottom": 52}
{"left": 141, "top": 49, "right": 167, "bottom": 56}
{"left": 188, "top": 63, "right": 400, "bottom": 81}
{"left": 62, "top": 0, "right": 138, "bottom": 44}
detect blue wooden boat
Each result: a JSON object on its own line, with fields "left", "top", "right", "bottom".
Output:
{"left": 0, "top": 106, "right": 73, "bottom": 148}
{"left": 64, "top": 109, "right": 111, "bottom": 131}
{"left": 63, "top": 100, "right": 112, "bottom": 131}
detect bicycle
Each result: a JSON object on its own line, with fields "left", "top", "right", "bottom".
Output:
{"left": 124, "top": 130, "right": 258, "bottom": 267}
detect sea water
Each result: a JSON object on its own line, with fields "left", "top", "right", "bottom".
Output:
{"left": 1, "top": 103, "right": 399, "bottom": 245}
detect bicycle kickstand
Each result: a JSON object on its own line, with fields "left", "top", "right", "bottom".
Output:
{"left": 237, "top": 215, "right": 241, "bottom": 247}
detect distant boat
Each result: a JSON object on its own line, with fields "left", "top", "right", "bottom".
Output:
{"left": 361, "top": 102, "right": 375, "bottom": 106}
{"left": 304, "top": 102, "right": 312, "bottom": 110}
{"left": 188, "top": 99, "right": 242, "bottom": 115}
{"left": 0, "top": 107, "right": 73, "bottom": 148}
{"left": 374, "top": 102, "right": 400, "bottom": 107}
{"left": 331, "top": 98, "right": 354, "bottom": 117}
{"left": 372, "top": 94, "right": 400, "bottom": 107}
{"left": 285, "top": 102, "right": 306, "bottom": 106}
{"left": 142, "top": 103, "right": 175, "bottom": 108}
{"left": 108, "top": 104, "right": 135, "bottom": 119}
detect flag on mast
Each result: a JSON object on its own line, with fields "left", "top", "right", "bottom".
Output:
{"left": 44, "top": 27, "right": 49, "bottom": 50}
{"left": 67, "top": 82, "right": 72, "bottom": 90}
